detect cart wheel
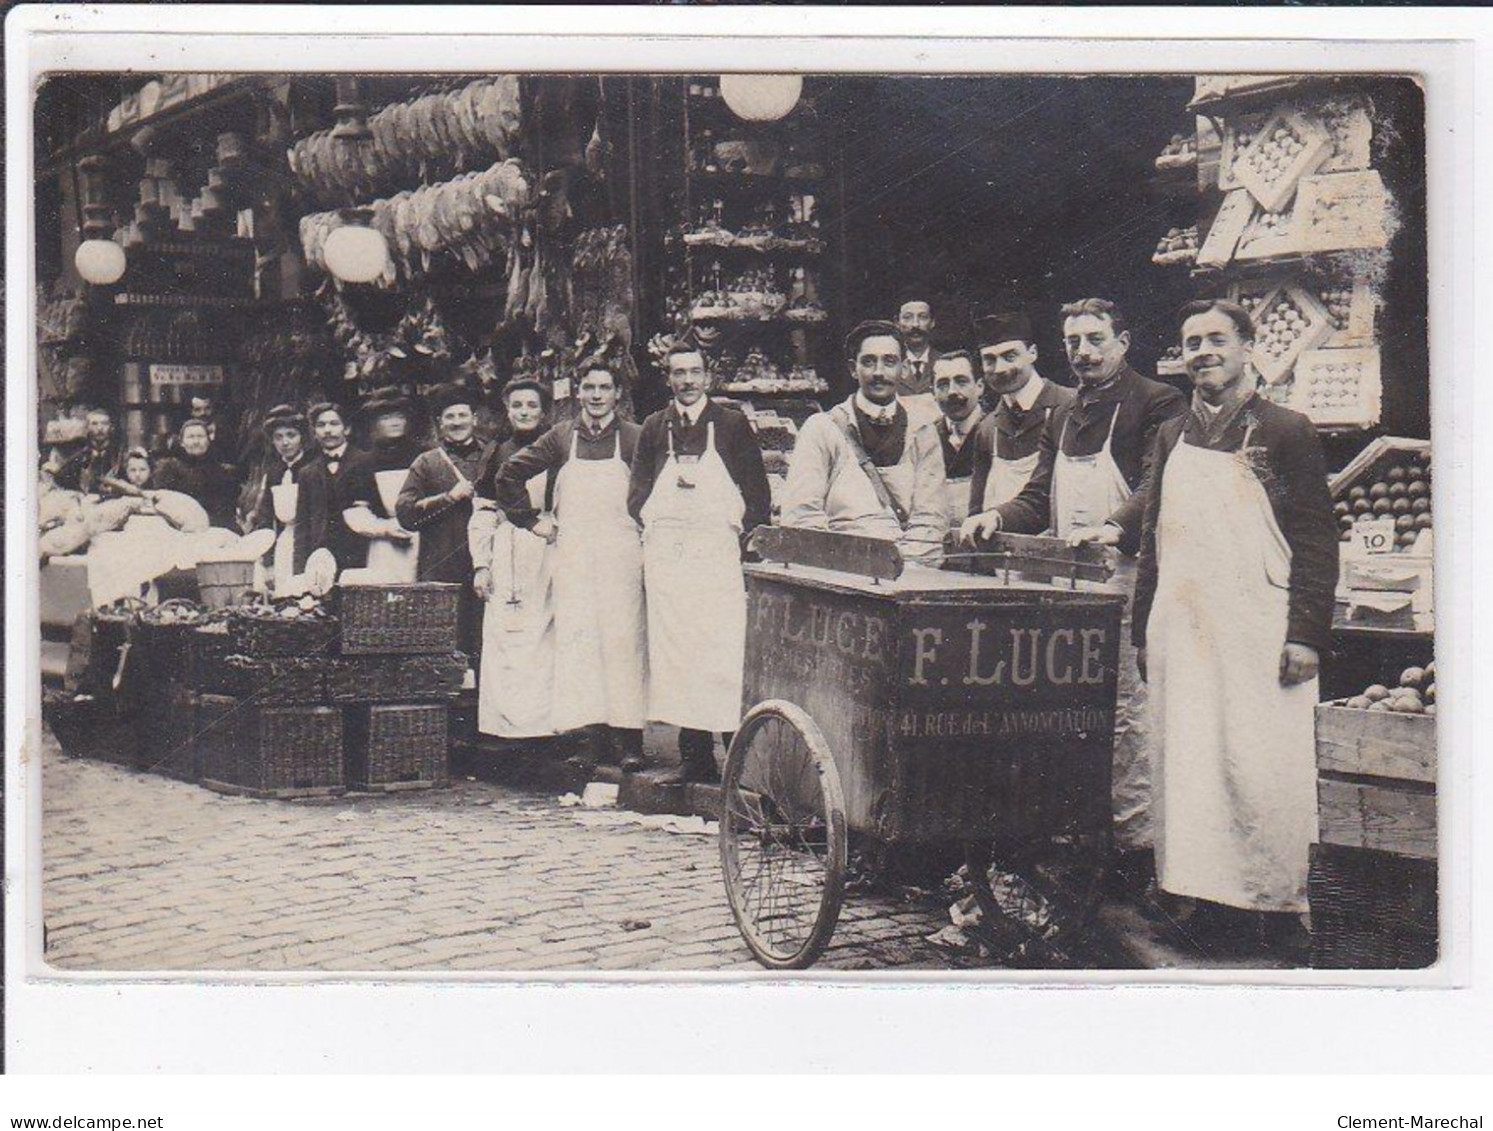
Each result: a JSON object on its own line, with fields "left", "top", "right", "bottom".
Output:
{"left": 963, "top": 836, "right": 1111, "bottom": 966}
{"left": 719, "top": 700, "right": 848, "bottom": 970}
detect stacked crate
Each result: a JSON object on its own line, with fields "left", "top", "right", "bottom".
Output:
{"left": 1311, "top": 697, "right": 1437, "bottom": 968}
{"left": 329, "top": 583, "right": 465, "bottom": 792}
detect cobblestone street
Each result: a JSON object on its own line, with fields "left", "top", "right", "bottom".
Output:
{"left": 40, "top": 732, "right": 957, "bottom": 974}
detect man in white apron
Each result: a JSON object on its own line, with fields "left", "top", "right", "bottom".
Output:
{"left": 471, "top": 378, "right": 556, "bottom": 741}
{"left": 1133, "top": 300, "right": 1338, "bottom": 955}
{"left": 343, "top": 388, "right": 423, "bottom": 585}
{"left": 895, "top": 299, "right": 943, "bottom": 430}
{"left": 494, "top": 365, "right": 647, "bottom": 771}
{"left": 929, "top": 352, "right": 985, "bottom": 528}
{"left": 781, "top": 320, "right": 949, "bottom": 565}
{"left": 960, "top": 299, "right": 1186, "bottom": 889}
{"left": 247, "top": 404, "right": 309, "bottom": 592}
{"left": 960, "top": 311, "right": 1075, "bottom": 524}
{"left": 629, "top": 343, "right": 772, "bottom": 784}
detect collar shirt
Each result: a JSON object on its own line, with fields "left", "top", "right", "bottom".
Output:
{"left": 1003, "top": 375, "right": 1044, "bottom": 413}
{"left": 944, "top": 407, "right": 984, "bottom": 451}
{"left": 582, "top": 412, "right": 617, "bottom": 439}
{"left": 278, "top": 453, "right": 304, "bottom": 485}
{"left": 672, "top": 398, "right": 707, "bottom": 428}
{"left": 855, "top": 391, "right": 899, "bottom": 426}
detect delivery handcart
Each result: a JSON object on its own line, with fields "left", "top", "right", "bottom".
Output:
{"left": 720, "top": 527, "right": 1126, "bottom": 969}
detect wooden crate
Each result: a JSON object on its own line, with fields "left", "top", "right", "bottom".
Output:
{"left": 345, "top": 703, "right": 448, "bottom": 792}
{"left": 1310, "top": 843, "right": 1437, "bottom": 969}
{"left": 1316, "top": 702, "right": 1435, "bottom": 784}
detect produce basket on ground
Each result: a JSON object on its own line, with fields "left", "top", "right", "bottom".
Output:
{"left": 43, "top": 689, "right": 141, "bottom": 769}
{"left": 228, "top": 597, "right": 339, "bottom": 658}
{"left": 133, "top": 599, "right": 216, "bottom": 683}
{"left": 326, "top": 651, "right": 467, "bottom": 703}
{"left": 197, "top": 697, "right": 345, "bottom": 799}
{"left": 338, "top": 583, "right": 460, "bottom": 655}
{"left": 345, "top": 702, "right": 449, "bottom": 791}
{"left": 136, "top": 683, "right": 200, "bottom": 782}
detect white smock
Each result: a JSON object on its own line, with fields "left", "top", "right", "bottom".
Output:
{"left": 478, "top": 471, "right": 555, "bottom": 738}
{"left": 1147, "top": 432, "right": 1318, "bottom": 912}
{"left": 641, "top": 420, "right": 747, "bottom": 732}
{"left": 549, "top": 429, "right": 647, "bottom": 731}
{"left": 1051, "top": 402, "right": 1152, "bottom": 850}
{"left": 269, "top": 481, "right": 299, "bottom": 591}
{"left": 363, "top": 469, "right": 420, "bottom": 584}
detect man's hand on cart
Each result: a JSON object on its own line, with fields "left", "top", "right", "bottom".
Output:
{"left": 1278, "top": 642, "right": 1320, "bottom": 687}
{"left": 1067, "top": 522, "right": 1122, "bottom": 548}
{"left": 473, "top": 566, "right": 494, "bottom": 601}
{"left": 958, "top": 510, "right": 1001, "bottom": 544}
{"left": 382, "top": 519, "right": 414, "bottom": 544}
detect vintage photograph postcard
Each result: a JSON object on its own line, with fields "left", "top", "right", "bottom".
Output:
{"left": 13, "top": 14, "right": 1470, "bottom": 1031}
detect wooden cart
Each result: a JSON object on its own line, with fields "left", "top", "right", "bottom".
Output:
{"left": 719, "top": 529, "right": 1126, "bottom": 968}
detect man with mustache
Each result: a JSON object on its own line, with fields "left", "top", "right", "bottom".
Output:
{"left": 629, "top": 342, "right": 771, "bottom": 785}
{"left": 1133, "top": 300, "right": 1337, "bottom": 958}
{"left": 929, "top": 351, "right": 985, "bottom": 527}
{"left": 53, "top": 407, "right": 122, "bottom": 494}
{"left": 962, "top": 311, "right": 1075, "bottom": 517}
{"left": 960, "top": 297, "right": 1185, "bottom": 892}
{"left": 895, "top": 298, "right": 943, "bottom": 429}
{"left": 781, "top": 320, "right": 948, "bottom": 564}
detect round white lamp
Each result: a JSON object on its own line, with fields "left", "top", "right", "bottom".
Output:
{"left": 323, "top": 216, "right": 388, "bottom": 284}
{"left": 720, "top": 75, "right": 803, "bottom": 122}
{"left": 74, "top": 238, "right": 128, "bottom": 286}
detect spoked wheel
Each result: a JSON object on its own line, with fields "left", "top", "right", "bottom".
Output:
{"left": 963, "top": 834, "right": 1115, "bottom": 968}
{"left": 719, "top": 700, "right": 848, "bottom": 970}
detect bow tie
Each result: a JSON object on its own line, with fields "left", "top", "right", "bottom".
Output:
{"left": 865, "top": 410, "right": 895, "bottom": 427}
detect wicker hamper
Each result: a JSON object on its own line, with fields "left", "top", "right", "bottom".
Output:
{"left": 136, "top": 683, "right": 199, "bottom": 782}
{"left": 197, "top": 653, "right": 326, "bottom": 704}
{"left": 1309, "top": 843, "right": 1438, "bottom": 969}
{"left": 339, "top": 584, "right": 460, "bottom": 655}
{"left": 43, "top": 691, "right": 141, "bottom": 769}
{"left": 345, "top": 702, "right": 449, "bottom": 791}
{"left": 326, "top": 651, "right": 467, "bottom": 703}
{"left": 198, "top": 699, "right": 345, "bottom": 798}
{"left": 229, "top": 609, "right": 340, "bottom": 659}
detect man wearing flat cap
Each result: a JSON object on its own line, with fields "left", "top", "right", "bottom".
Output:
{"left": 962, "top": 311, "right": 1076, "bottom": 520}
{"left": 397, "top": 381, "right": 489, "bottom": 656}
{"left": 248, "top": 404, "right": 310, "bottom": 587}
{"left": 781, "top": 320, "right": 948, "bottom": 564}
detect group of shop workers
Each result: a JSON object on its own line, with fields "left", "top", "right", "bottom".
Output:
{"left": 58, "top": 291, "right": 1336, "bottom": 954}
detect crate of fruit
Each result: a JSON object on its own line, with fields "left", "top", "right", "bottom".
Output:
{"left": 1316, "top": 663, "right": 1436, "bottom": 862}
{"left": 197, "top": 696, "right": 344, "bottom": 799}
{"left": 345, "top": 702, "right": 448, "bottom": 791}
{"left": 326, "top": 651, "right": 467, "bottom": 704}
{"left": 228, "top": 596, "right": 339, "bottom": 659}
{"left": 133, "top": 599, "right": 216, "bottom": 681}
{"left": 1331, "top": 437, "right": 1433, "bottom": 555}
{"left": 1309, "top": 843, "right": 1437, "bottom": 969}
{"left": 338, "top": 583, "right": 460, "bottom": 655}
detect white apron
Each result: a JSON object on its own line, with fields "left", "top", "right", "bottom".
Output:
{"left": 898, "top": 393, "right": 942, "bottom": 432}
{"left": 641, "top": 420, "right": 747, "bottom": 732}
{"left": 981, "top": 407, "right": 1051, "bottom": 512}
{"left": 550, "top": 430, "right": 647, "bottom": 731}
{"left": 1148, "top": 434, "right": 1317, "bottom": 912}
{"left": 826, "top": 405, "right": 919, "bottom": 544}
{"left": 479, "top": 472, "right": 555, "bottom": 738}
{"left": 943, "top": 474, "right": 973, "bottom": 527}
{"left": 270, "top": 481, "right": 299, "bottom": 592}
{"left": 1052, "top": 402, "right": 1151, "bottom": 850}
{"left": 364, "top": 468, "right": 420, "bottom": 584}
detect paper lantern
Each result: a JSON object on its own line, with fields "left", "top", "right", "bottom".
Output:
{"left": 323, "top": 222, "right": 388, "bottom": 284}
{"left": 720, "top": 75, "right": 803, "bottom": 122}
{"left": 74, "top": 239, "right": 127, "bottom": 285}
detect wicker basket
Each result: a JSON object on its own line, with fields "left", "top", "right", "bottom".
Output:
{"left": 242, "top": 704, "right": 344, "bottom": 797}
{"left": 198, "top": 653, "right": 326, "bottom": 704}
{"left": 229, "top": 609, "right": 340, "bottom": 659}
{"left": 339, "top": 583, "right": 460, "bottom": 655}
{"left": 327, "top": 651, "right": 467, "bottom": 704}
{"left": 136, "top": 683, "right": 200, "bottom": 782}
{"left": 345, "top": 702, "right": 448, "bottom": 791}
{"left": 1309, "top": 843, "right": 1438, "bottom": 969}
{"left": 133, "top": 600, "right": 212, "bottom": 682}
{"left": 194, "top": 692, "right": 247, "bottom": 786}
{"left": 43, "top": 692, "right": 142, "bottom": 769}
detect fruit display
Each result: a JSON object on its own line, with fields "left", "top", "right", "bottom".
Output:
{"left": 1331, "top": 443, "right": 1432, "bottom": 549}
{"left": 1233, "top": 283, "right": 1334, "bottom": 386}
{"left": 1154, "top": 133, "right": 1198, "bottom": 170}
{"left": 1231, "top": 108, "right": 1333, "bottom": 213}
{"left": 287, "top": 78, "right": 522, "bottom": 208}
{"left": 1151, "top": 226, "right": 1199, "bottom": 265}
{"left": 712, "top": 348, "right": 826, "bottom": 395}
{"left": 1291, "top": 347, "right": 1381, "bottom": 428}
{"left": 1337, "top": 662, "right": 1436, "bottom": 716}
